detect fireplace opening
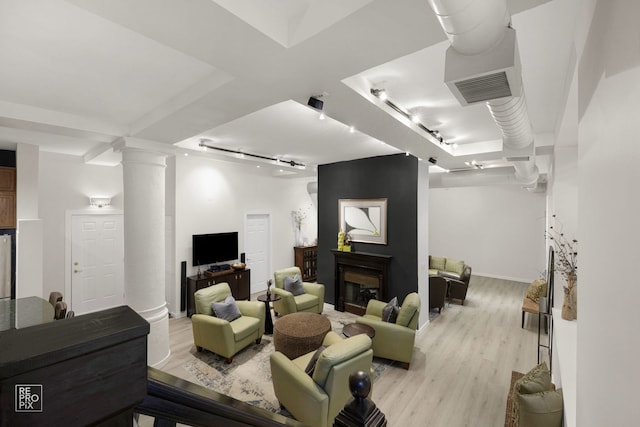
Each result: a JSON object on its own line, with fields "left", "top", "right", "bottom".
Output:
{"left": 342, "top": 269, "right": 383, "bottom": 315}
{"left": 332, "top": 250, "right": 391, "bottom": 315}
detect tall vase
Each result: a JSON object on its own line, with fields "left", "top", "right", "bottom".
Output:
{"left": 561, "top": 274, "right": 577, "bottom": 320}
{"left": 295, "top": 228, "right": 304, "bottom": 247}
{"left": 570, "top": 282, "right": 577, "bottom": 319}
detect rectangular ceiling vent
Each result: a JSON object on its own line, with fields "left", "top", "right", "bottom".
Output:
{"left": 445, "top": 27, "right": 521, "bottom": 106}
{"left": 454, "top": 72, "right": 511, "bottom": 104}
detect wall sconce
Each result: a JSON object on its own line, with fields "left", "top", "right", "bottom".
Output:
{"left": 89, "top": 197, "right": 111, "bottom": 208}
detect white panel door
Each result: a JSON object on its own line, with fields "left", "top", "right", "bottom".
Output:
{"left": 245, "top": 214, "right": 270, "bottom": 295}
{"left": 71, "top": 214, "right": 124, "bottom": 314}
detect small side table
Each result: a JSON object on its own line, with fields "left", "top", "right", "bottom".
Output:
{"left": 342, "top": 322, "right": 376, "bottom": 339}
{"left": 257, "top": 293, "right": 281, "bottom": 335}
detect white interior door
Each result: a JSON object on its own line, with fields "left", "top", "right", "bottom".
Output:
{"left": 71, "top": 214, "right": 124, "bottom": 315}
{"left": 245, "top": 214, "right": 270, "bottom": 295}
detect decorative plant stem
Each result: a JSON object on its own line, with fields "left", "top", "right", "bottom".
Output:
{"left": 548, "top": 215, "right": 578, "bottom": 321}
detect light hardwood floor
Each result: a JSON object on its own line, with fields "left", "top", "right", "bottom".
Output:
{"left": 157, "top": 275, "right": 547, "bottom": 426}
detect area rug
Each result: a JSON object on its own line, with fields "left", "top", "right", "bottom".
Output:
{"left": 183, "top": 306, "right": 398, "bottom": 417}
{"left": 504, "top": 371, "right": 524, "bottom": 427}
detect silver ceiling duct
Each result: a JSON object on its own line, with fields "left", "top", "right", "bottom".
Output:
{"left": 427, "top": 0, "right": 539, "bottom": 187}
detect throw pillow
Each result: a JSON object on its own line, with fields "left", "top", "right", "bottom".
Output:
{"left": 526, "top": 279, "right": 548, "bottom": 303}
{"left": 445, "top": 259, "right": 465, "bottom": 276}
{"left": 518, "top": 389, "right": 563, "bottom": 427}
{"left": 430, "top": 256, "right": 446, "bottom": 271}
{"left": 382, "top": 297, "right": 399, "bottom": 323}
{"left": 510, "top": 362, "right": 552, "bottom": 426}
{"left": 284, "top": 274, "right": 305, "bottom": 296}
{"left": 211, "top": 295, "right": 242, "bottom": 322}
{"left": 304, "top": 345, "right": 327, "bottom": 376}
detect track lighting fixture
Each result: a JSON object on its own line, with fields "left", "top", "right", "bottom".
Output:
{"left": 465, "top": 160, "right": 484, "bottom": 169}
{"left": 198, "top": 139, "right": 305, "bottom": 168}
{"left": 370, "top": 88, "right": 453, "bottom": 147}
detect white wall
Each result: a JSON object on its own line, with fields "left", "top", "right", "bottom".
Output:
{"left": 36, "top": 150, "right": 317, "bottom": 316}
{"left": 16, "top": 143, "right": 39, "bottom": 219}
{"left": 171, "top": 154, "right": 317, "bottom": 315}
{"left": 16, "top": 143, "right": 43, "bottom": 297}
{"left": 574, "top": 1, "right": 640, "bottom": 425}
{"left": 548, "top": 146, "right": 578, "bottom": 307}
{"left": 417, "top": 161, "right": 429, "bottom": 328}
{"left": 38, "top": 152, "right": 123, "bottom": 298}
{"left": 15, "top": 219, "right": 43, "bottom": 298}
{"left": 429, "top": 185, "right": 546, "bottom": 282}
{"left": 165, "top": 156, "right": 177, "bottom": 316}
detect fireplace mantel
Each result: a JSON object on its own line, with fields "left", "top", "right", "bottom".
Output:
{"left": 331, "top": 250, "right": 391, "bottom": 314}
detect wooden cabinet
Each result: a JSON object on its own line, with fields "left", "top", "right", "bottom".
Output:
{"left": 0, "top": 305, "right": 148, "bottom": 426}
{"left": 228, "top": 269, "right": 251, "bottom": 300}
{"left": 186, "top": 268, "right": 250, "bottom": 316}
{"left": 0, "top": 167, "right": 16, "bottom": 228}
{"left": 0, "top": 193, "right": 16, "bottom": 228}
{"left": 294, "top": 245, "right": 317, "bottom": 282}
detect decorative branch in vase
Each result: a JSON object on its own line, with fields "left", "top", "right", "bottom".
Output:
{"left": 547, "top": 215, "right": 578, "bottom": 320}
{"left": 292, "top": 207, "right": 308, "bottom": 247}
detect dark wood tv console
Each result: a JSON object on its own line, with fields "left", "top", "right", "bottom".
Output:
{"left": 186, "top": 268, "right": 250, "bottom": 316}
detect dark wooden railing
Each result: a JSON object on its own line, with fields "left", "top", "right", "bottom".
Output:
{"left": 2, "top": 301, "right": 383, "bottom": 427}
{"left": 136, "top": 367, "right": 304, "bottom": 427}
{"left": 1, "top": 303, "right": 304, "bottom": 427}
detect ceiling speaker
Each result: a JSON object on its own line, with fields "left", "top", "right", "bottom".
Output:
{"left": 307, "top": 96, "right": 324, "bottom": 110}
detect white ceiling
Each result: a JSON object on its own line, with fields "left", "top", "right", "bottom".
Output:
{"left": 0, "top": 0, "right": 577, "bottom": 179}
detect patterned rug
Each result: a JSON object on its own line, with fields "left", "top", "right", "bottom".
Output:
{"left": 505, "top": 371, "right": 524, "bottom": 427}
{"left": 183, "top": 306, "right": 413, "bottom": 417}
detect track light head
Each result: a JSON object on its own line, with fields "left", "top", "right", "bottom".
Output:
{"left": 370, "top": 88, "right": 387, "bottom": 100}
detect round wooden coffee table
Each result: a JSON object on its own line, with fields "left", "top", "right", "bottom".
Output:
{"left": 342, "top": 322, "right": 376, "bottom": 339}
{"left": 273, "top": 312, "right": 331, "bottom": 359}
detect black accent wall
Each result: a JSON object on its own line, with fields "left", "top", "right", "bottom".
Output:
{"left": 317, "top": 153, "right": 419, "bottom": 304}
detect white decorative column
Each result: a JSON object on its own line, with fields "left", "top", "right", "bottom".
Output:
{"left": 118, "top": 139, "right": 171, "bottom": 367}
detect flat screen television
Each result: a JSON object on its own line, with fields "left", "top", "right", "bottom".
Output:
{"left": 192, "top": 232, "right": 238, "bottom": 266}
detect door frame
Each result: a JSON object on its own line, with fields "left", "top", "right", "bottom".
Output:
{"left": 65, "top": 209, "right": 123, "bottom": 311}
{"left": 244, "top": 211, "right": 272, "bottom": 295}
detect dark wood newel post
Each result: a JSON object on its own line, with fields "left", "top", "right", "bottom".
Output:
{"left": 334, "top": 371, "right": 387, "bottom": 427}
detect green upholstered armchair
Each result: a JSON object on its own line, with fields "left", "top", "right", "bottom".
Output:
{"left": 270, "top": 331, "right": 373, "bottom": 427}
{"left": 272, "top": 266, "right": 325, "bottom": 316}
{"left": 355, "top": 292, "right": 421, "bottom": 369}
{"left": 191, "top": 283, "right": 265, "bottom": 363}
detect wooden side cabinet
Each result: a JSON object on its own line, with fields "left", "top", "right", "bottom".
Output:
{"left": 0, "top": 166, "right": 16, "bottom": 228}
{"left": 229, "top": 269, "right": 251, "bottom": 300}
{"left": 186, "top": 268, "right": 251, "bottom": 316}
{"left": 294, "top": 245, "right": 317, "bottom": 282}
